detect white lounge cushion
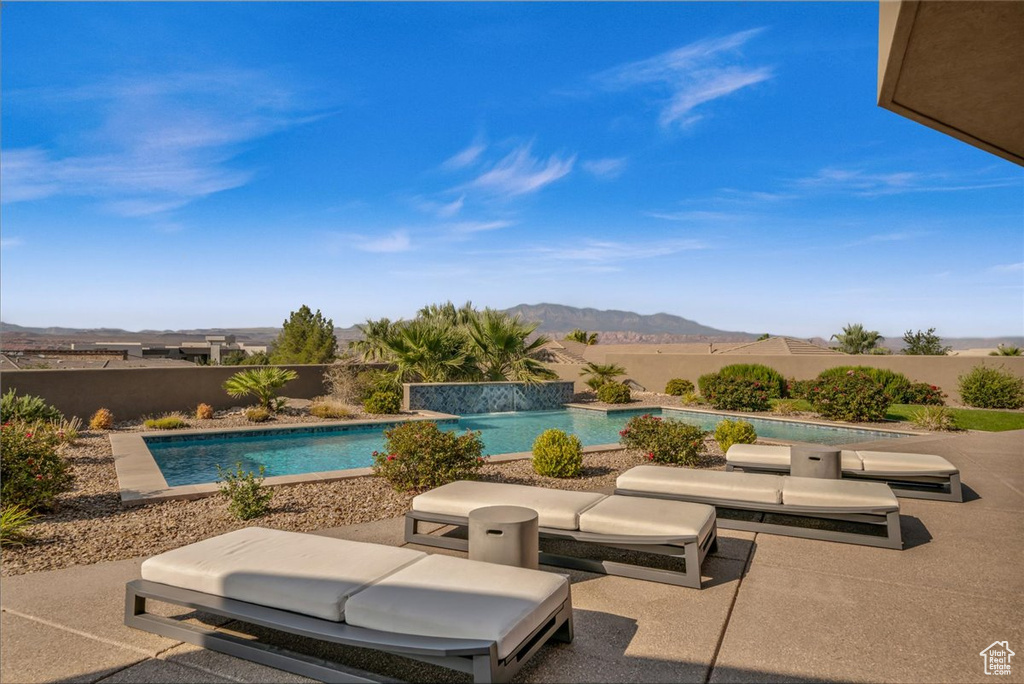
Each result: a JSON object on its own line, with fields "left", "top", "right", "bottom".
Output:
{"left": 412, "top": 480, "right": 606, "bottom": 530}
{"left": 726, "top": 444, "right": 863, "bottom": 471}
{"left": 141, "top": 527, "right": 426, "bottom": 622}
{"left": 616, "top": 466, "right": 783, "bottom": 505}
{"left": 345, "top": 554, "right": 569, "bottom": 661}
{"left": 782, "top": 476, "right": 899, "bottom": 512}
{"left": 854, "top": 451, "right": 959, "bottom": 476}
{"left": 577, "top": 495, "right": 716, "bottom": 542}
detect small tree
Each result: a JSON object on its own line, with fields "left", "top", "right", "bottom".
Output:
{"left": 902, "top": 328, "right": 951, "bottom": 355}
{"left": 580, "top": 362, "right": 626, "bottom": 390}
{"left": 269, "top": 305, "right": 337, "bottom": 364}
{"left": 223, "top": 368, "right": 299, "bottom": 411}
{"left": 565, "top": 329, "right": 598, "bottom": 345}
{"left": 830, "top": 323, "right": 884, "bottom": 355}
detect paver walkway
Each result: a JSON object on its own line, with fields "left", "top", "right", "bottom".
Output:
{"left": 2, "top": 430, "right": 1022, "bottom": 683}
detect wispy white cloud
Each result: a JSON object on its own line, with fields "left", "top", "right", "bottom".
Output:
{"left": 463, "top": 143, "right": 575, "bottom": 198}
{"left": 582, "top": 157, "right": 626, "bottom": 180}
{"left": 350, "top": 230, "right": 412, "bottom": 253}
{"left": 533, "top": 238, "right": 705, "bottom": 264}
{"left": 988, "top": 262, "right": 1024, "bottom": 273}
{"left": 594, "top": 29, "right": 772, "bottom": 128}
{"left": 447, "top": 220, "right": 514, "bottom": 234}
{"left": 0, "top": 237, "right": 25, "bottom": 249}
{"left": 845, "top": 231, "right": 927, "bottom": 247}
{"left": 413, "top": 194, "right": 466, "bottom": 218}
{"left": 797, "top": 167, "right": 1021, "bottom": 197}
{"left": 442, "top": 138, "right": 487, "bottom": 171}
{"left": 646, "top": 209, "right": 745, "bottom": 222}
{"left": 1, "top": 69, "right": 327, "bottom": 217}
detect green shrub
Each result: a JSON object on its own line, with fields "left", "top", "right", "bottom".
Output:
{"left": 596, "top": 382, "right": 631, "bottom": 404}
{"left": 195, "top": 403, "right": 215, "bottom": 420}
{"left": 680, "top": 391, "right": 703, "bottom": 406}
{"left": 958, "top": 365, "right": 1024, "bottom": 409}
{"left": 373, "top": 421, "right": 484, "bottom": 492}
{"left": 144, "top": 414, "right": 188, "bottom": 430}
{"left": 216, "top": 463, "right": 273, "bottom": 520}
{"left": 810, "top": 370, "right": 890, "bottom": 422}
{"left": 910, "top": 406, "right": 959, "bottom": 431}
{"left": 532, "top": 429, "right": 583, "bottom": 478}
{"left": 701, "top": 375, "right": 771, "bottom": 412}
{"left": 223, "top": 367, "right": 298, "bottom": 411}
{"left": 770, "top": 399, "right": 800, "bottom": 415}
{"left": 786, "top": 379, "right": 816, "bottom": 400}
{"left": 0, "top": 421, "right": 74, "bottom": 512}
{"left": 0, "top": 504, "right": 39, "bottom": 548}
{"left": 817, "top": 366, "right": 911, "bottom": 404}
{"left": 714, "top": 419, "right": 758, "bottom": 453}
{"left": 325, "top": 366, "right": 398, "bottom": 405}
{"left": 665, "top": 378, "right": 695, "bottom": 396}
{"left": 244, "top": 406, "right": 272, "bottom": 423}
{"left": 716, "top": 364, "right": 787, "bottom": 399}
{"left": 619, "top": 413, "right": 706, "bottom": 465}
{"left": 1, "top": 390, "right": 63, "bottom": 423}
{"left": 903, "top": 382, "right": 946, "bottom": 406}
{"left": 309, "top": 398, "right": 353, "bottom": 419}
{"left": 364, "top": 390, "right": 402, "bottom": 414}
{"left": 89, "top": 408, "right": 114, "bottom": 430}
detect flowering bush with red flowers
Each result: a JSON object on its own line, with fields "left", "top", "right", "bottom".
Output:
{"left": 902, "top": 382, "right": 946, "bottom": 406}
{"left": 619, "top": 413, "right": 705, "bottom": 465}
{"left": 372, "top": 420, "right": 483, "bottom": 492}
{"left": 810, "top": 370, "right": 890, "bottom": 422}
{"left": 699, "top": 376, "right": 771, "bottom": 412}
{"left": 0, "top": 420, "right": 74, "bottom": 512}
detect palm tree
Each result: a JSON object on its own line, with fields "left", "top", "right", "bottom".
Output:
{"left": 467, "top": 310, "right": 557, "bottom": 382}
{"left": 830, "top": 323, "right": 884, "bottom": 355}
{"left": 579, "top": 362, "right": 627, "bottom": 390}
{"left": 348, "top": 317, "right": 400, "bottom": 362}
{"left": 222, "top": 367, "right": 299, "bottom": 411}
{"left": 565, "top": 329, "right": 598, "bottom": 345}
{"left": 382, "top": 319, "right": 477, "bottom": 383}
{"left": 417, "top": 301, "right": 478, "bottom": 327}
{"left": 990, "top": 345, "right": 1023, "bottom": 356}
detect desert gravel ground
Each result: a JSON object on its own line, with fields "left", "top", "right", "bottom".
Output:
{"left": 2, "top": 391, "right": 903, "bottom": 576}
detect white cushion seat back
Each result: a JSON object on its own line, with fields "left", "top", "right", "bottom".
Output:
{"left": 616, "top": 465, "right": 784, "bottom": 505}
{"left": 726, "top": 444, "right": 864, "bottom": 471}
{"left": 853, "top": 451, "right": 958, "bottom": 475}
{"left": 412, "top": 480, "right": 606, "bottom": 530}
{"left": 140, "top": 527, "right": 426, "bottom": 622}
{"left": 782, "top": 476, "right": 899, "bottom": 511}
{"left": 344, "top": 554, "right": 569, "bottom": 660}
{"left": 577, "top": 495, "right": 716, "bottom": 541}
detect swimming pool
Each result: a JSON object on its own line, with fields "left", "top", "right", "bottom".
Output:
{"left": 145, "top": 407, "right": 914, "bottom": 487}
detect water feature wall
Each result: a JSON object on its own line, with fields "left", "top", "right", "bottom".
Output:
{"left": 403, "top": 381, "right": 575, "bottom": 415}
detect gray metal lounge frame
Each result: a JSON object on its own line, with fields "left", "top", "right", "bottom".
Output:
{"left": 125, "top": 578, "right": 573, "bottom": 684}
{"left": 613, "top": 489, "right": 902, "bottom": 550}
{"left": 724, "top": 462, "right": 963, "bottom": 503}
{"left": 404, "top": 510, "right": 716, "bottom": 588}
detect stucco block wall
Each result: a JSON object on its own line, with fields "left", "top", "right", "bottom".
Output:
{"left": 0, "top": 365, "right": 329, "bottom": 420}
{"left": 600, "top": 353, "right": 1024, "bottom": 405}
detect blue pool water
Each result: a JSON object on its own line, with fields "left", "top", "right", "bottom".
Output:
{"left": 146, "top": 408, "right": 913, "bottom": 486}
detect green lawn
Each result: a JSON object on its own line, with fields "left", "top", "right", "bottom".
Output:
{"left": 886, "top": 404, "right": 1024, "bottom": 432}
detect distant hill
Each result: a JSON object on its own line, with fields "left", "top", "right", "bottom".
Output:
{"left": 501, "top": 303, "right": 755, "bottom": 340}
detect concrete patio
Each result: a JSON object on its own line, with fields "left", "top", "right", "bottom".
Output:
{"left": 2, "top": 429, "right": 1022, "bottom": 683}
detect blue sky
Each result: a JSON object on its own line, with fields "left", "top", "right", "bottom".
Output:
{"left": 2, "top": 2, "right": 1022, "bottom": 338}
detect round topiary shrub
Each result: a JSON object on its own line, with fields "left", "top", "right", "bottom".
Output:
{"left": 701, "top": 376, "right": 771, "bottom": 412}
{"left": 597, "top": 382, "right": 631, "bottom": 404}
{"left": 89, "top": 408, "right": 114, "bottom": 430}
{"left": 364, "top": 390, "right": 402, "bottom": 414}
{"left": 714, "top": 419, "right": 757, "bottom": 453}
{"left": 619, "top": 413, "right": 706, "bottom": 466}
{"left": 716, "top": 364, "right": 787, "bottom": 399}
{"left": 244, "top": 406, "right": 272, "bottom": 423}
{"left": 957, "top": 365, "right": 1024, "bottom": 409}
{"left": 195, "top": 403, "right": 215, "bottom": 420}
{"left": 532, "top": 429, "right": 583, "bottom": 478}
{"left": 816, "top": 366, "right": 912, "bottom": 404}
{"left": 373, "top": 421, "right": 484, "bottom": 492}
{"left": 810, "top": 370, "right": 890, "bottom": 422}
{"left": 665, "top": 378, "right": 695, "bottom": 396}
{"left": 902, "top": 382, "right": 946, "bottom": 406}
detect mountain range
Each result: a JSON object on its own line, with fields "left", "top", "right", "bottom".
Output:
{"left": 1, "top": 304, "right": 1020, "bottom": 350}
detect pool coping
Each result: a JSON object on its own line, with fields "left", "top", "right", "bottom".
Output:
{"left": 111, "top": 411, "right": 459, "bottom": 505}
{"left": 112, "top": 405, "right": 925, "bottom": 505}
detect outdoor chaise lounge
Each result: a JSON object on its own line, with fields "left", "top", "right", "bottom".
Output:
{"left": 615, "top": 466, "right": 903, "bottom": 550}
{"left": 725, "top": 444, "right": 963, "bottom": 502}
{"left": 125, "top": 527, "right": 573, "bottom": 683}
{"left": 405, "top": 480, "right": 717, "bottom": 588}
